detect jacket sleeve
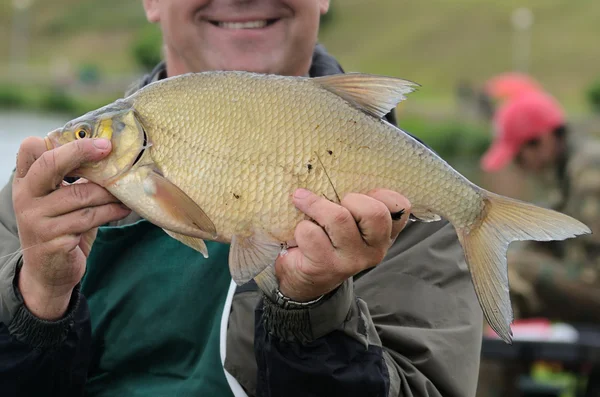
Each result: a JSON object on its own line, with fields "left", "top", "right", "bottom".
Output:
{"left": 0, "top": 173, "right": 92, "bottom": 396}
{"left": 254, "top": 220, "right": 483, "bottom": 397}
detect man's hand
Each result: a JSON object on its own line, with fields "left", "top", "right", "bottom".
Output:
{"left": 275, "top": 188, "right": 411, "bottom": 302}
{"left": 12, "top": 137, "right": 131, "bottom": 320}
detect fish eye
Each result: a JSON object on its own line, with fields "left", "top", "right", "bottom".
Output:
{"left": 75, "top": 128, "right": 89, "bottom": 140}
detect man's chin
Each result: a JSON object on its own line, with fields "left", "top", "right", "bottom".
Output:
{"left": 214, "top": 57, "right": 282, "bottom": 75}
{"left": 201, "top": 45, "right": 306, "bottom": 75}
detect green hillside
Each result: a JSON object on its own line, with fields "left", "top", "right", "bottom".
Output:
{"left": 1, "top": 0, "right": 599, "bottom": 110}
{"left": 320, "top": 0, "right": 600, "bottom": 111}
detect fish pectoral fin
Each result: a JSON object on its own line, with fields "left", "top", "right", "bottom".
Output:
{"left": 410, "top": 206, "right": 442, "bottom": 223}
{"left": 144, "top": 168, "right": 217, "bottom": 238}
{"left": 163, "top": 229, "right": 209, "bottom": 258}
{"left": 229, "top": 232, "right": 283, "bottom": 285}
{"left": 313, "top": 73, "right": 419, "bottom": 119}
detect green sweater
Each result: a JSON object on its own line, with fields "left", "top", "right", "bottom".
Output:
{"left": 81, "top": 220, "right": 234, "bottom": 397}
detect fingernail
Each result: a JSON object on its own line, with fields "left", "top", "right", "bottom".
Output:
{"left": 93, "top": 138, "right": 110, "bottom": 150}
{"left": 391, "top": 208, "right": 405, "bottom": 221}
{"left": 294, "top": 188, "right": 311, "bottom": 199}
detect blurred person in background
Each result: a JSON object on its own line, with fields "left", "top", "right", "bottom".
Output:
{"left": 0, "top": 1, "right": 484, "bottom": 396}
{"left": 477, "top": 88, "right": 600, "bottom": 397}
{"left": 484, "top": 72, "right": 542, "bottom": 107}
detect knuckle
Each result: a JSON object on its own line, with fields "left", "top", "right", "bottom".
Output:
{"left": 333, "top": 207, "right": 353, "bottom": 225}
{"left": 70, "top": 184, "right": 91, "bottom": 204}
{"left": 51, "top": 235, "right": 80, "bottom": 254}
{"left": 370, "top": 203, "right": 392, "bottom": 223}
{"left": 74, "top": 139, "right": 88, "bottom": 157}
{"left": 39, "top": 150, "right": 56, "bottom": 172}
{"left": 340, "top": 193, "right": 359, "bottom": 207}
{"left": 19, "top": 137, "right": 41, "bottom": 153}
{"left": 296, "top": 221, "right": 320, "bottom": 242}
{"left": 78, "top": 207, "right": 96, "bottom": 228}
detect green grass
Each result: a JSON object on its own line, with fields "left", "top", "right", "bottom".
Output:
{"left": 0, "top": 83, "right": 118, "bottom": 117}
{"left": 0, "top": 0, "right": 147, "bottom": 75}
{"left": 398, "top": 115, "right": 491, "bottom": 160}
{"left": 318, "top": 0, "right": 600, "bottom": 112}
{"left": 1, "top": 0, "right": 599, "bottom": 111}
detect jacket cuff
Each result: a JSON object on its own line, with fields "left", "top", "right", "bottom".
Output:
{"left": 261, "top": 279, "right": 353, "bottom": 344}
{"left": 0, "top": 252, "right": 23, "bottom": 325}
{"left": 7, "top": 260, "right": 82, "bottom": 349}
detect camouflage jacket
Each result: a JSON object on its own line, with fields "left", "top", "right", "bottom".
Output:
{"left": 508, "top": 132, "right": 600, "bottom": 321}
{"left": 536, "top": 134, "right": 600, "bottom": 281}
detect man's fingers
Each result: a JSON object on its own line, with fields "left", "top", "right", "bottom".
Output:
{"left": 44, "top": 203, "right": 131, "bottom": 238}
{"left": 15, "top": 137, "right": 48, "bottom": 179}
{"left": 293, "top": 220, "right": 337, "bottom": 266}
{"left": 341, "top": 193, "right": 393, "bottom": 248}
{"left": 44, "top": 183, "right": 122, "bottom": 217}
{"left": 365, "top": 189, "right": 412, "bottom": 243}
{"left": 27, "top": 138, "right": 111, "bottom": 197}
{"left": 292, "top": 188, "right": 360, "bottom": 249}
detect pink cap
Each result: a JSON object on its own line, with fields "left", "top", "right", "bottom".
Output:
{"left": 485, "top": 72, "right": 542, "bottom": 101}
{"left": 481, "top": 91, "right": 565, "bottom": 172}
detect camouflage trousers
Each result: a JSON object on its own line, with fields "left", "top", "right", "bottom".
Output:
{"left": 476, "top": 247, "right": 600, "bottom": 396}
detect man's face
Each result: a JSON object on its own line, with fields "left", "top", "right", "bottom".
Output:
{"left": 515, "top": 132, "right": 562, "bottom": 174}
{"left": 143, "top": 0, "right": 329, "bottom": 77}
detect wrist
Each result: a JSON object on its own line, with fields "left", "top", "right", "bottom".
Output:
{"left": 278, "top": 280, "right": 343, "bottom": 303}
{"left": 273, "top": 288, "right": 325, "bottom": 310}
{"left": 17, "top": 265, "right": 75, "bottom": 321}
{"left": 261, "top": 280, "right": 353, "bottom": 343}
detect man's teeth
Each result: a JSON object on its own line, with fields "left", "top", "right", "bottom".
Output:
{"left": 218, "top": 20, "right": 268, "bottom": 29}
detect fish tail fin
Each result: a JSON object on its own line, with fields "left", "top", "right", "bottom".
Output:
{"left": 457, "top": 191, "right": 591, "bottom": 344}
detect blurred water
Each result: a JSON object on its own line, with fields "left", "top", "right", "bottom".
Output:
{"left": 0, "top": 111, "right": 69, "bottom": 187}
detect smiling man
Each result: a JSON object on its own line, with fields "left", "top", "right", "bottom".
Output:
{"left": 0, "top": 1, "right": 483, "bottom": 396}
{"left": 153, "top": 0, "right": 322, "bottom": 76}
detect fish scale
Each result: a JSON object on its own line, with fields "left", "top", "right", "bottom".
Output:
{"left": 46, "top": 70, "right": 591, "bottom": 344}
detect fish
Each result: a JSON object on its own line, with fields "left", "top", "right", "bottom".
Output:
{"left": 44, "top": 71, "right": 591, "bottom": 344}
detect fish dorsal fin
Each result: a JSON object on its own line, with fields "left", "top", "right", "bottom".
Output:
{"left": 229, "top": 232, "right": 283, "bottom": 285}
{"left": 163, "top": 230, "right": 209, "bottom": 258}
{"left": 313, "top": 73, "right": 419, "bottom": 119}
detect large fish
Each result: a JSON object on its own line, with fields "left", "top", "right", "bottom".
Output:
{"left": 45, "top": 71, "right": 590, "bottom": 343}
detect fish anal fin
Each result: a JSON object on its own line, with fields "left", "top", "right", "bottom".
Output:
{"left": 457, "top": 191, "right": 590, "bottom": 345}
{"left": 313, "top": 73, "right": 419, "bottom": 119}
{"left": 411, "top": 206, "right": 442, "bottom": 223}
{"left": 143, "top": 168, "right": 217, "bottom": 238}
{"left": 164, "top": 229, "right": 209, "bottom": 258}
{"left": 229, "top": 232, "right": 283, "bottom": 285}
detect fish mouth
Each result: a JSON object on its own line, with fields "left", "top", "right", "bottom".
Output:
{"left": 44, "top": 128, "right": 63, "bottom": 150}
